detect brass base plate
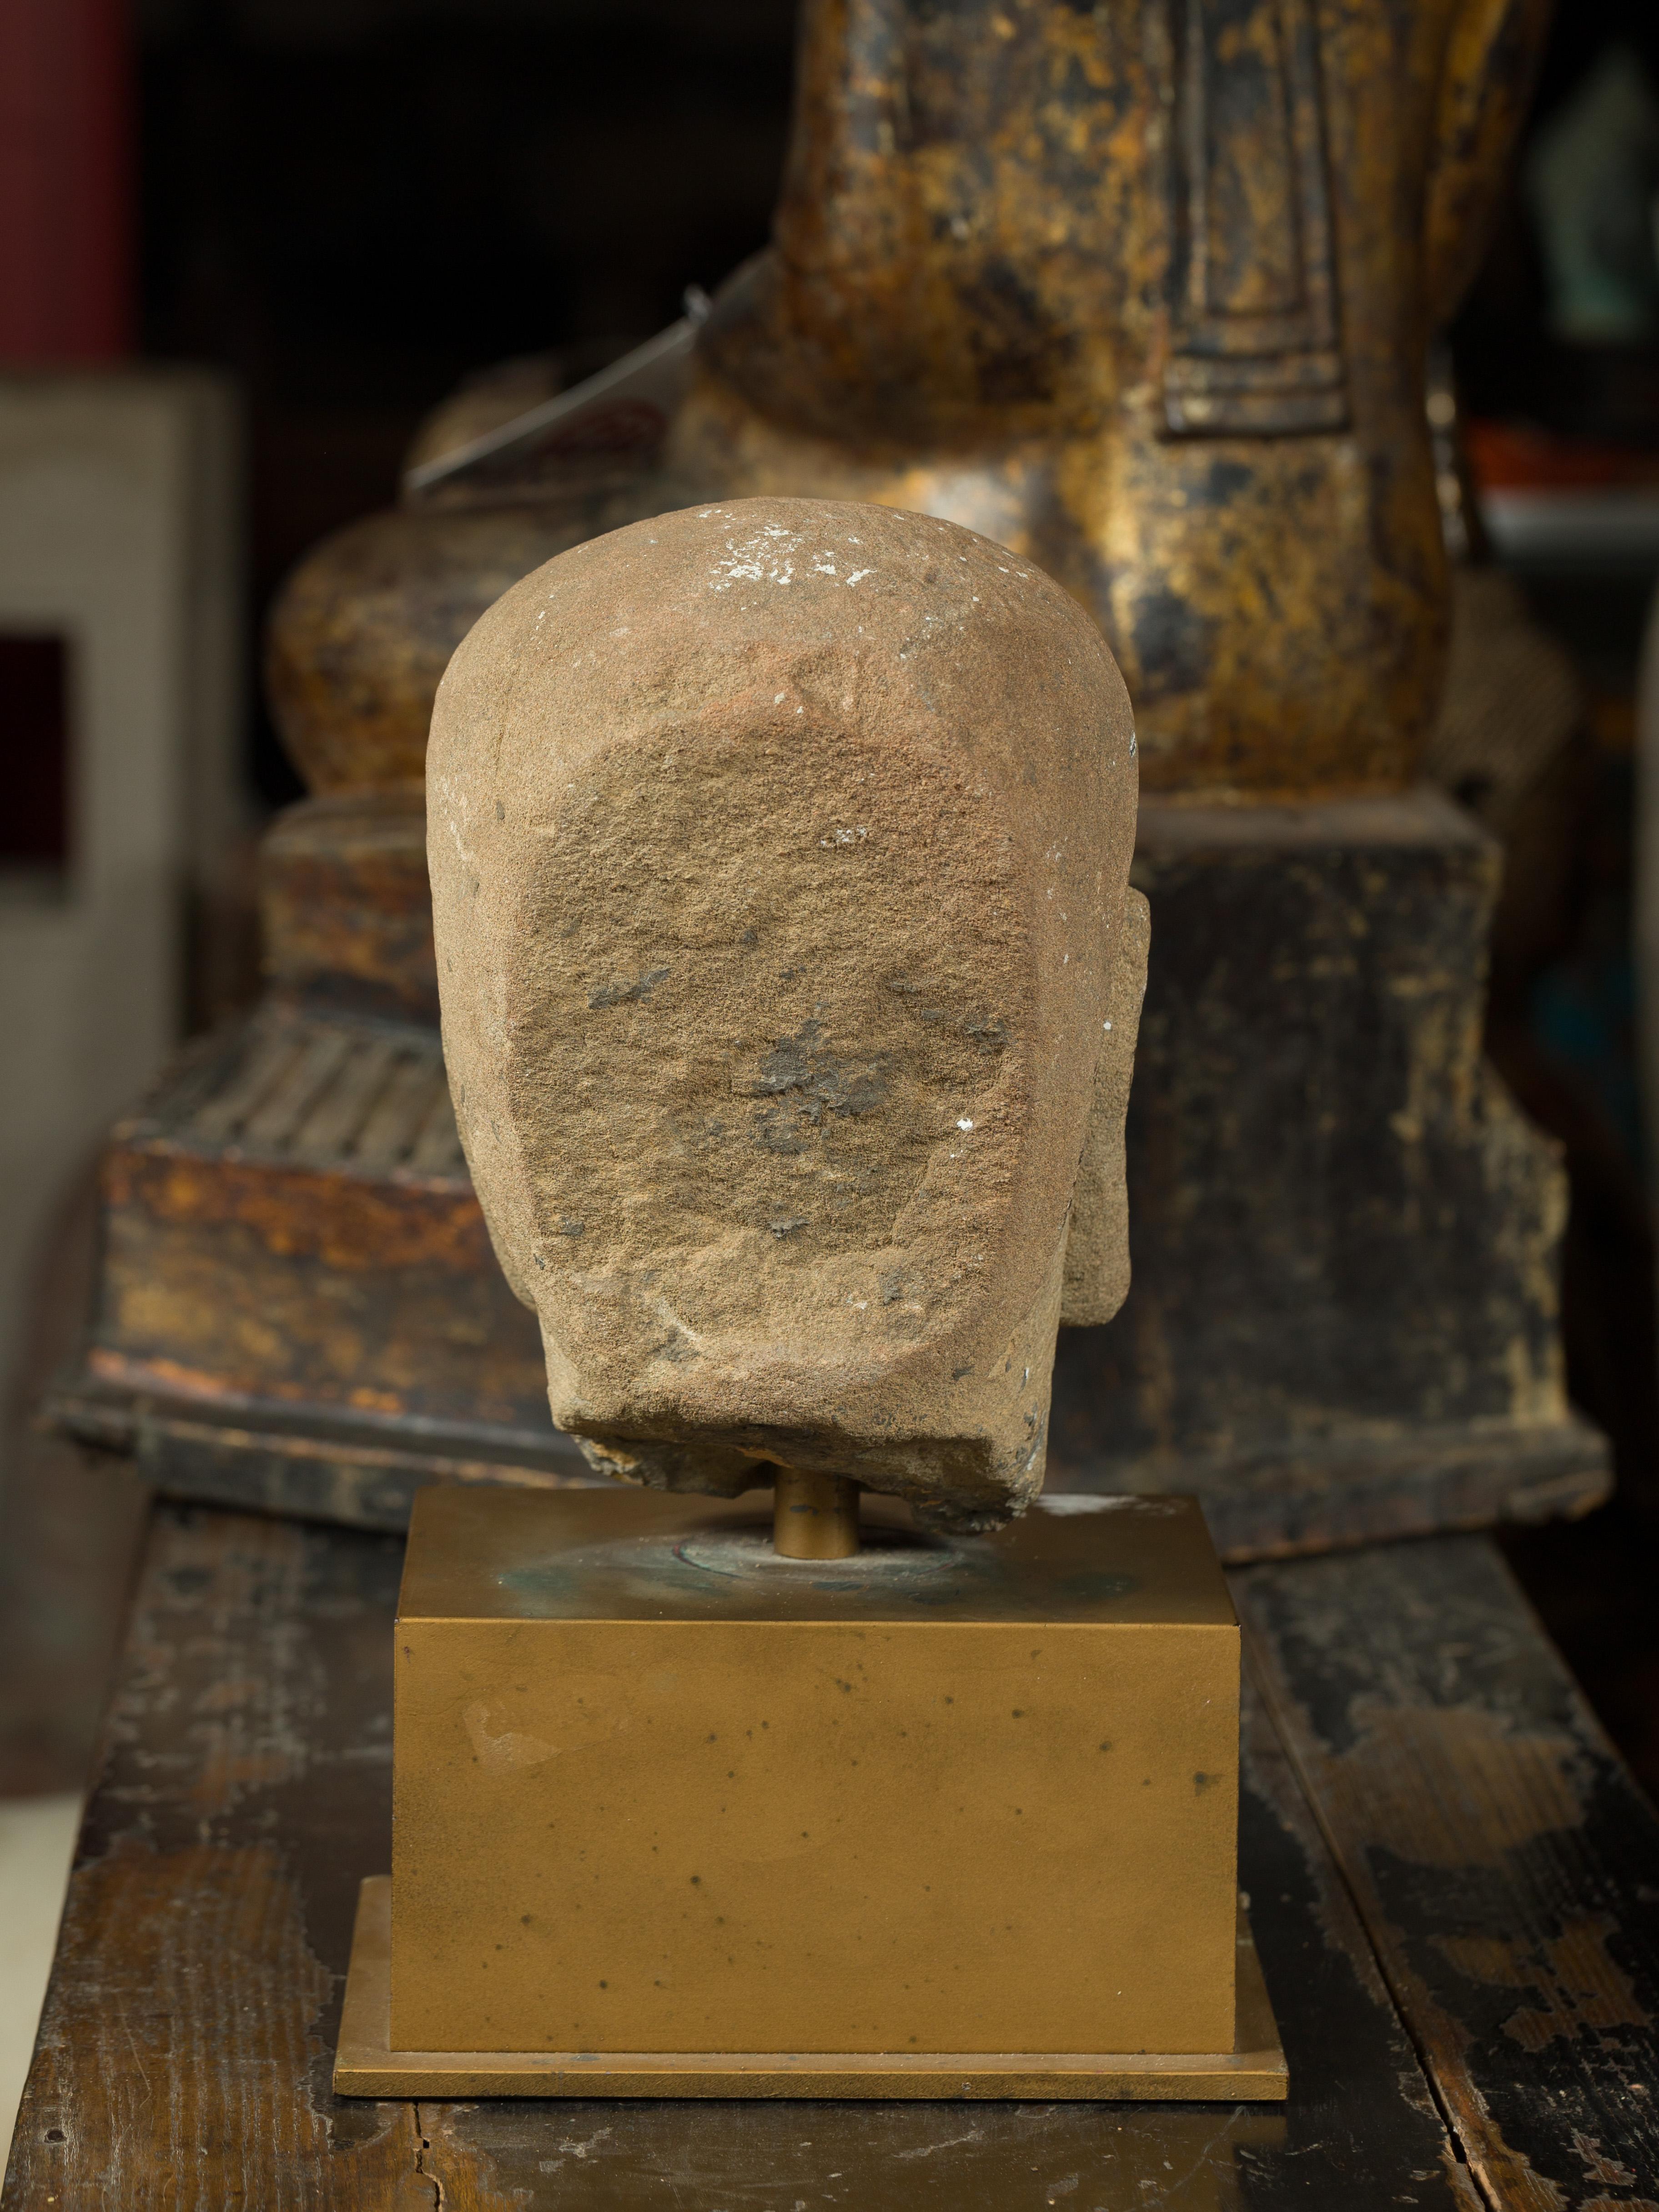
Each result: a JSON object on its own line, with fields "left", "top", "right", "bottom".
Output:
{"left": 334, "top": 1879, "right": 1288, "bottom": 2101}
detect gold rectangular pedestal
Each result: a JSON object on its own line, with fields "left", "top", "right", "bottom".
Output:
{"left": 368, "top": 1485, "right": 1269, "bottom": 2092}
{"left": 336, "top": 1877, "right": 1287, "bottom": 2099}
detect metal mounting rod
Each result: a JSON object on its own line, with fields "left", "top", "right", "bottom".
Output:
{"left": 772, "top": 1467, "right": 861, "bottom": 1559}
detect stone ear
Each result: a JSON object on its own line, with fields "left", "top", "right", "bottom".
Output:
{"left": 1061, "top": 888, "right": 1150, "bottom": 1329}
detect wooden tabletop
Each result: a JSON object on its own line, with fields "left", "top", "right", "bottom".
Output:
{"left": 5, "top": 1501, "right": 1656, "bottom": 2210}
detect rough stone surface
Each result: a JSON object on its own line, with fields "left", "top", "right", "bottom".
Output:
{"left": 1062, "top": 882, "right": 1150, "bottom": 1328}
{"left": 429, "top": 496, "right": 1142, "bottom": 1528}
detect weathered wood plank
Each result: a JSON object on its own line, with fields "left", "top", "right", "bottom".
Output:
{"left": 1235, "top": 1535, "right": 1659, "bottom": 2210}
{"left": 1, "top": 1508, "right": 427, "bottom": 2212}
{"left": 4, "top": 1502, "right": 1477, "bottom": 2211}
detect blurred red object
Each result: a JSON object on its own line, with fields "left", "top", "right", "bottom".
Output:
{"left": 1465, "top": 418, "right": 1659, "bottom": 493}
{"left": 0, "top": 0, "right": 131, "bottom": 362}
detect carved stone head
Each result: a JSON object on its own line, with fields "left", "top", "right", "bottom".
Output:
{"left": 429, "top": 497, "right": 1145, "bottom": 1529}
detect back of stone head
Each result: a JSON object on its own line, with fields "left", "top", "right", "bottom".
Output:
{"left": 429, "top": 497, "right": 1143, "bottom": 1531}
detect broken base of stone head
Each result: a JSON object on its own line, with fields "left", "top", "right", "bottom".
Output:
{"left": 428, "top": 495, "right": 1146, "bottom": 1535}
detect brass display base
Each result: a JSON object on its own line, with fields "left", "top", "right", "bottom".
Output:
{"left": 335, "top": 1878, "right": 1287, "bottom": 2101}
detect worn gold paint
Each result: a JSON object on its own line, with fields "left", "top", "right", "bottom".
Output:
{"left": 262, "top": 0, "right": 1548, "bottom": 806}
{"left": 1237, "top": 1540, "right": 1657, "bottom": 2212}
{"left": 1316, "top": 1699, "right": 1589, "bottom": 1869}
{"left": 90, "top": 1170, "right": 549, "bottom": 1430}
{"left": 265, "top": 485, "right": 713, "bottom": 796}
{"left": 1571, "top": 2134, "right": 1644, "bottom": 2191}
{"left": 261, "top": 790, "right": 438, "bottom": 1023}
{"left": 104, "top": 1148, "right": 492, "bottom": 1273}
{"left": 1434, "top": 1917, "right": 1652, "bottom": 2052}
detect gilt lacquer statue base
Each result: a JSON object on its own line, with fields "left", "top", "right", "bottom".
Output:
{"left": 334, "top": 1485, "right": 1286, "bottom": 2101}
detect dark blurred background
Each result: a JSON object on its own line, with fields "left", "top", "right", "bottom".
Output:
{"left": 3, "top": 0, "right": 1659, "bottom": 1799}
{"left": 1444, "top": 0, "right": 1659, "bottom": 1801}
{"left": 136, "top": 0, "right": 799, "bottom": 809}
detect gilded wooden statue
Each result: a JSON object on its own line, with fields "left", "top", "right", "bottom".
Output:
{"left": 272, "top": 0, "right": 1548, "bottom": 802}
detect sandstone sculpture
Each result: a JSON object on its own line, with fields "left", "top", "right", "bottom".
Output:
{"left": 429, "top": 497, "right": 1145, "bottom": 1529}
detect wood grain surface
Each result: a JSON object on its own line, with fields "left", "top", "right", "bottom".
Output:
{"left": 1237, "top": 1536, "right": 1659, "bottom": 2210}
{"left": 3, "top": 1504, "right": 1647, "bottom": 2207}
